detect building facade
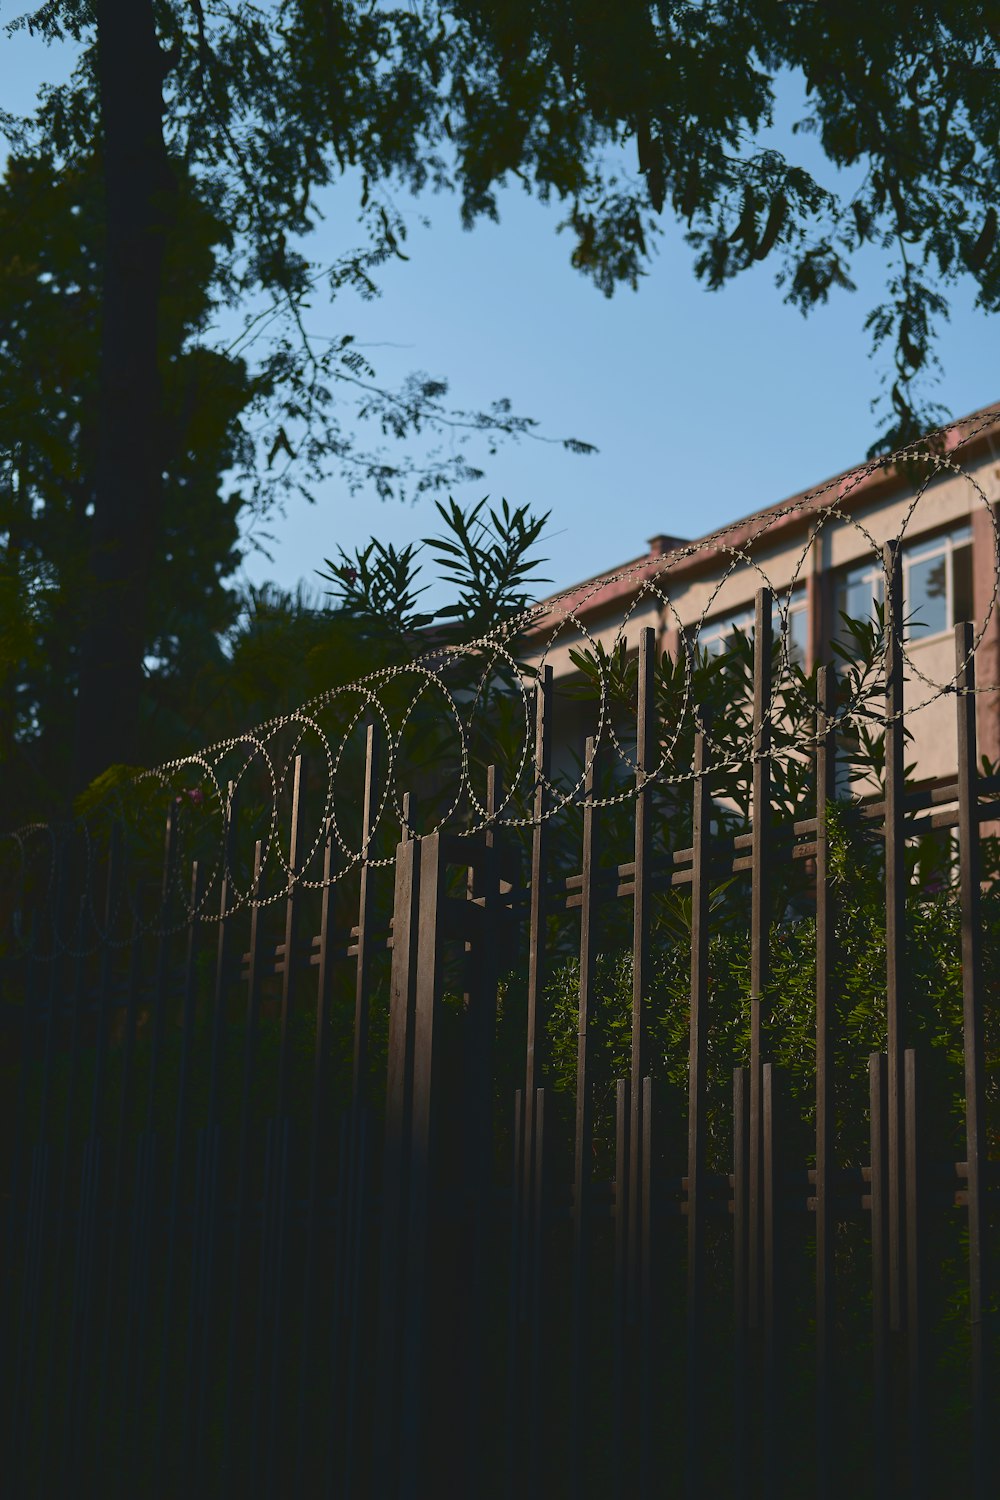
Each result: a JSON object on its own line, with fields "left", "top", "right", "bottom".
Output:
{"left": 524, "top": 403, "right": 1000, "bottom": 787}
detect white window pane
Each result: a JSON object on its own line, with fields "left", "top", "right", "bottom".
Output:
{"left": 906, "top": 524, "right": 970, "bottom": 563}
{"left": 697, "top": 610, "right": 753, "bottom": 657}
{"left": 838, "top": 568, "right": 882, "bottom": 631}
{"left": 787, "top": 605, "right": 808, "bottom": 666}
{"left": 906, "top": 553, "right": 947, "bottom": 638}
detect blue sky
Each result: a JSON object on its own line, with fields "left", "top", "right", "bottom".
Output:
{"left": 4, "top": 11, "right": 998, "bottom": 607}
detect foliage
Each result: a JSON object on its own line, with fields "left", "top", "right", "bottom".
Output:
{"left": 60, "top": 494, "right": 553, "bottom": 838}
{"left": 538, "top": 622, "right": 1000, "bottom": 1178}
{"left": 320, "top": 495, "right": 550, "bottom": 638}
{"left": 0, "top": 148, "right": 249, "bottom": 814}
{"left": 4, "top": 2, "right": 998, "bottom": 804}
{"left": 8, "top": 2, "right": 996, "bottom": 460}
{"left": 2, "top": 2, "right": 596, "bottom": 519}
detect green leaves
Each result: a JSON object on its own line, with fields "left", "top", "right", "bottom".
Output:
{"left": 963, "top": 205, "right": 997, "bottom": 273}
{"left": 423, "top": 496, "right": 552, "bottom": 635}
{"left": 318, "top": 538, "right": 432, "bottom": 638}
{"left": 317, "top": 493, "right": 551, "bottom": 647}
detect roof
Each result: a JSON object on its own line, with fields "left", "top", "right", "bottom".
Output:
{"left": 527, "top": 400, "right": 1000, "bottom": 634}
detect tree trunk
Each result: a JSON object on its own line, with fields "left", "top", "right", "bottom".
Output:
{"left": 73, "top": 0, "right": 176, "bottom": 790}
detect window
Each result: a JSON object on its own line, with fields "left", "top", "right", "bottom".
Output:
{"left": 691, "top": 589, "right": 808, "bottom": 667}
{"left": 834, "top": 524, "right": 973, "bottom": 644}
{"left": 785, "top": 594, "right": 809, "bottom": 666}
{"left": 904, "top": 527, "right": 973, "bottom": 638}
{"left": 696, "top": 606, "right": 754, "bottom": 659}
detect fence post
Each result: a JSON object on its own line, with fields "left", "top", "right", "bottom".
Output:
{"left": 460, "top": 769, "right": 503, "bottom": 1491}
{"left": 397, "top": 831, "right": 444, "bottom": 1499}
{"left": 869, "top": 1052, "right": 890, "bottom": 1495}
{"left": 882, "top": 539, "right": 907, "bottom": 1336}
{"left": 340, "top": 728, "right": 382, "bottom": 1495}
{"left": 258, "top": 752, "right": 306, "bottom": 1494}
{"left": 903, "top": 1048, "right": 925, "bottom": 1500}
{"left": 815, "top": 664, "right": 837, "bottom": 1496}
{"left": 570, "top": 736, "right": 601, "bottom": 1498}
{"left": 732, "top": 1065, "right": 749, "bottom": 1498}
{"left": 686, "top": 721, "right": 711, "bottom": 1499}
{"left": 375, "top": 830, "right": 421, "bottom": 1499}
{"left": 509, "top": 666, "right": 552, "bottom": 1500}
{"left": 190, "top": 780, "right": 237, "bottom": 1488}
{"left": 955, "top": 620, "right": 992, "bottom": 1498}
{"left": 748, "top": 588, "right": 773, "bottom": 1345}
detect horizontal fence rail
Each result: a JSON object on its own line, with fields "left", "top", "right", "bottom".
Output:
{"left": 2, "top": 422, "right": 1000, "bottom": 1498}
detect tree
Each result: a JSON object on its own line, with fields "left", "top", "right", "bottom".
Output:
{"left": 0, "top": 145, "right": 250, "bottom": 814}
{"left": 3, "top": 1, "right": 998, "bottom": 796}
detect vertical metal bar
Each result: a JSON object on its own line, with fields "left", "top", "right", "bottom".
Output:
{"left": 42, "top": 896, "right": 87, "bottom": 1494}
{"left": 397, "top": 832, "right": 444, "bottom": 1499}
{"left": 749, "top": 587, "right": 773, "bottom": 1333}
{"left": 904, "top": 1049, "right": 925, "bottom": 1500}
{"left": 90, "top": 824, "right": 123, "bottom": 1141}
{"left": 68, "top": 824, "right": 122, "bottom": 1471}
{"left": 16, "top": 851, "right": 65, "bottom": 1466}
{"left": 220, "top": 836, "right": 266, "bottom": 1496}
{"left": 456, "top": 771, "right": 503, "bottom": 1493}
{"left": 638, "top": 1074, "right": 654, "bottom": 1499}
{"left": 629, "top": 627, "right": 656, "bottom": 1320}
{"left": 121, "top": 802, "right": 178, "bottom": 1494}
{"left": 869, "top": 1053, "right": 890, "bottom": 1498}
{"left": 2, "top": 908, "right": 37, "bottom": 1472}
{"left": 611, "top": 624, "right": 654, "bottom": 1498}
{"left": 815, "top": 665, "right": 836, "bottom": 1497}
{"left": 686, "top": 725, "right": 711, "bottom": 1499}
{"left": 955, "top": 620, "right": 990, "bottom": 1497}
{"left": 154, "top": 857, "right": 203, "bottom": 1483}
{"left": 276, "top": 753, "right": 306, "bottom": 1122}
{"left": 258, "top": 755, "right": 306, "bottom": 1496}
{"left": 341, "top": 728, "right": 384, "bottom": 1497}
{"left": 506, "top": 1084, "right": 525, "bottom": 1500}
{"left": 206, "top": 783, "right": 238, "bottom": 1132}
{"left": 732, "top": 1066, "right": 749, "bottom": 1500}
{"left": 352, "top": 726, "right": 380, "bottom": 1101}
{"left": 761, "top": 1061, "right": 777, "bottom": 1496}
{"left": 612, "top": 1076, "right": 629, "bottom": 1498}
{"left": 570, "top": 737, "right": 600, "bottom": 1498}
{"left": 38, "top": 847, "right": 67, "bottom": 1142}
{"left": 145, "top": 801, "right": 178, "bottom": 1130}
{"left": 294, "top": 813, "right": 337, "bottom": 1494}
{"left": 524, "top": 667, "right": 553, "bottom": 1108}
{"left": 883, "top": 539, "right": 906, "bottom": 1332}
{"left": 516, "top": 669, "right": 551, "bottom": 1500}
{"left": 190, "top": 781, "right": 237, "bottom": 1489}
{"left": 528, "top": 1083, "right": 548, "bottom": 1498}
{"left": 374, "top": 830, "right": 421, "bottom": 1500}
{"left": 95, "top": 898, "right": 141, "bottom": 1481}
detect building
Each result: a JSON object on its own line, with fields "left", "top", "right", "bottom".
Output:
{"left": 523, "top": 402, "right": 1000, "bottom": 786}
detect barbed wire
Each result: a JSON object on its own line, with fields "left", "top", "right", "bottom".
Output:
{"left": 4, "top": 406, "right": 1000, "bottom": 957}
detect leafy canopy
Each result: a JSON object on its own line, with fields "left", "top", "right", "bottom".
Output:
{"left": 6, "top": 0, "right": 998, "bottom": 491}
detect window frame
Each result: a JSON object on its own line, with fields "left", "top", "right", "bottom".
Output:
{"left": 833, "top": 523, "right": 973, "bottom": 647}
{"left": 691, "top": 588, "right": 809, "bottom": 667}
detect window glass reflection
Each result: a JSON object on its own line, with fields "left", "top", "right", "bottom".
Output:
{"left": 836, "top": 566, "right": 882, "bottom": 637}
{"left": 906, "top": 553, "right": 947, "bottom": 637}
{"left": 787, "top": 604, "right": 808, "bottom": 665}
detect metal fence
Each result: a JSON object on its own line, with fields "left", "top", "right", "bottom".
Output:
{"left": 2, "top": 498, "right": 999, "bottom": 1497}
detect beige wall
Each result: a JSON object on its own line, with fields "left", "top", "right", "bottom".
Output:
{"left": 522, "top": 447, "right": 1000, "bottom": 788}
